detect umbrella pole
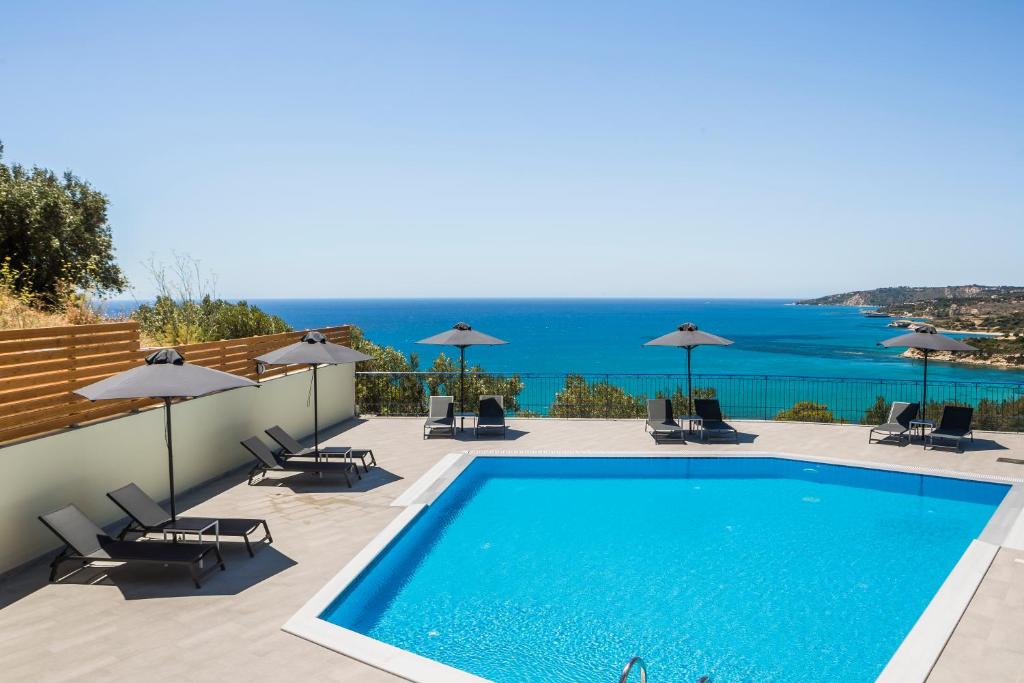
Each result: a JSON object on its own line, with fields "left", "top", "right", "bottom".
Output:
{"left": 922, "top": 351, "right": 929, "bottom": 420}
{"left": 459, "top": 346, "right": 466, "bottom": 432}
{"left": 164, "top": 397, "right": 176, "bottom": 522}
{"left": 313, "top": 364, "right": 320, "bottom": 457}
{"left": 686, "top": 346, "right": 693, "bottom": 416}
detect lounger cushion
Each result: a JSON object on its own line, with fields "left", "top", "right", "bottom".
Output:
{"left": 702, "top": 420, "right": 736, "bottom": 432}
{"left": 931, "top": 428, "right": 970, "bottom": 438}
{"left": 647, "top": 419, "right": 679, "bottom": 433}
{"left": 39, "top": 505, "right": 111, "bottom": 556}
{"left": 268, "top": 459, "right": 355, "bottom": 473}
{"left": 89, "top": 540, "right": 214, "bottom": 563}
{"left": 872, "top": 424, "right": 909, "bottom": 435}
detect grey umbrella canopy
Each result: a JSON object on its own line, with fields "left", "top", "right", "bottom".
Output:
{"left": 644, "top": 322, "right": 734, "bottom": 415}
{"left": 76, "top": 348, "right": 257, "bottom": 520}
{"left": 255, "top": 331, "right": 371, "bottom": 456}
{"left": 880, "top": 324, "right": 977, "bottom": 415}
{"left": 417, "top": 322, "right": 508, "bottom": 420}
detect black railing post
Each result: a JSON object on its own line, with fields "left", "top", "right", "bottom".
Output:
{"left": 762, "top": 375, "right": 769, "bottom": 421}
{"left": 604, "top": 374, "right": 610, "bottom": 419}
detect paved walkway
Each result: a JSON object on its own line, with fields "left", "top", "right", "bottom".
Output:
{"left": 2, "top": 418, "right": 1023, "bottom": 682}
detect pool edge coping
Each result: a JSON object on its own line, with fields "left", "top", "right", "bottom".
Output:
{"left": 283, "top": 450, "right": 1024, "bottom": 683}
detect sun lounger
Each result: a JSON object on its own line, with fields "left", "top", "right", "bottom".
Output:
{"left": 646, "top": 398, "right": 685, "bottom": 443}
{"left": 241, "top": 436, "right": 357, "bottom": 486}
{"left": 107, "top": 483, "right": 272, "bottom": 557}
{"left": 423, "top": 395, "right": 455, "bottom": 439}
{"left": 475, "top": 395, "right": 507, "bottom": 438}
{"left": 265, "top": 425, "right": 376, "bottom": 473}
{"left": 39, "top": 504, "right": 224, "bottom": 588}
{"left": 694, "top": 399, "right": 739, "bottom": 443}
{"left": 868, "top": 401, "right": 919, "bottom": 446}
{"left": 927, "top": 406, "right": 975, "bottom": 453}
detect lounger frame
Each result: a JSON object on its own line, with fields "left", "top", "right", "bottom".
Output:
{"left": 39, "top": 504, "right": 224, "bottom": 589}
{"left": 926, "top": 406, "right": 975, "bottom": 453}
{"left": 475, "top": 395, "right": 507, "bottom": 439}
{"left": 868, "top": 402, "right": 919, "bottom": 446}
{"left": 645, "top": 398, "right": 686, "bottom": 444}
{"left": 265, "top": 425, "right": 376, "bottom": 473}
{"left": 242, "top": 437, "right": 356, "bottom": 487}
{"left": 107, "top": 483, "right": 273, "bottom": 557}
{"left": 423, "top": 396, "right": 455, "bottom": 439}
{"left": 694, "top": 399, "right": 740, "bottom": 444}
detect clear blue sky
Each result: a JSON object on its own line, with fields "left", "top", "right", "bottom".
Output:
{"left": 2, "top": 2, "right": 1021, "bottom": 299}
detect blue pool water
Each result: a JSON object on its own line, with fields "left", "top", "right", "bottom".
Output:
{"left": 321, "top": 457, "right": 1008, "bottom": 682}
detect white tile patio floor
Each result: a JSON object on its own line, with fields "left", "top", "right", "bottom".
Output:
{"left": 2, "top": 417, "right": 1023, "bottom": 682}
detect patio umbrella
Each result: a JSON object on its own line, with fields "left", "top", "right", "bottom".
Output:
{"left": 255, "top": 331, "right": 371, "bottom": 457}
{"left": 880, "top": 324, "right": 977, "bottom": 416}
{"left": 76, "top": 348, "right": 257, "bottom": 520}
{"left": 417, "top": 322, "right": 508, "bottom": 422}
{"left": 644, "top": 322, "right": 734, "bottom": 415}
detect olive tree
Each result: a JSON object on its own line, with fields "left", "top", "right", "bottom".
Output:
{"left": 0, "top": 143, "right": 127, "bottom": 305}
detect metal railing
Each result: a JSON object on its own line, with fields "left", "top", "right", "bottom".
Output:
{"left": 617, "top": 657, "right": 708, "bottom": 683}
{"left": 355, "top": 371, "right": 1024, "bottom": 432}
{"left": 619, "top": 657, "right": 647, "bottom": 683}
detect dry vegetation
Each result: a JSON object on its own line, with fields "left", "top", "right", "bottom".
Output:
{"left": 0, "top": 288, "right": 112, "bottom": 329}
{"left": 0, "top": 259, "right": 112, "bottom": 330}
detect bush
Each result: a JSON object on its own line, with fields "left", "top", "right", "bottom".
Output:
{"left": 550, "top": 374, "right": 646, "bottom": 418}
{"left": 132, "top": 255, "right": 289, "bottom": 344}
{"left": 350, "top": 326, "right": 426, "bottom": 415}
{"left": 655, "top": 386, "right": 718, "bottom": 416}
{"left": 776, "top": 401, "right": 834, "bottom": 423}
{"left": 861, "top": 396, "right": 889, "bottom": 425}
{"left": 134, "top": 295, "right": 290, "bottom": 345}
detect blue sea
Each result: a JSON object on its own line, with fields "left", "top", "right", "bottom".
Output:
{"left": 108, "top": 298, "right": 1024, "bottom": 419}
{"left": 236, "top": 298, "right": 1022, "bottom": 384}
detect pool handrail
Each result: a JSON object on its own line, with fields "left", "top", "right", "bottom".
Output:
{"left": 619, "top": 656, "right": 647, "bottom": 683}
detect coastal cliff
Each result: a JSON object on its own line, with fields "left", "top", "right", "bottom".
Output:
{"left": 796, "top": 285, "right": 1015, "bottom": 307}
{"left": 800, "top": 286, "right": 1024, "bottom": 370}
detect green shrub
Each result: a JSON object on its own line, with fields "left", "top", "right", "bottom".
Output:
{"left": 861, "top": 396, "right": 889, "bottom": 425}
{"left": 426, "top": 353, "right": 524, "bottom": 414}
{"left": 134, "top": 295, "right": 290, "bottom": 345}
{"left": 776, "top": 401, "right": 834, "bottom": 423}
{"left": 550, "top": 374, "right": 646, "bottom": 418}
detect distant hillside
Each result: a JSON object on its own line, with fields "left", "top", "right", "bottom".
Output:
{"left": 799, "top": 285, "right": 1024, "bottom": 367}
{"left": 796, "top": 285, "right": 1020, "bottom": 307}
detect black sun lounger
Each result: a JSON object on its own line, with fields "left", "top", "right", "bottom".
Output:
{"left": 423, "top": 395, "right": 455, "bottom": 439}
{"left": 242, "top": 436, "right": 357, "bottom": 486}
{"left": 927, "top": 406, "right": 975, "bottom": 453}
{"left": 694, "top": 399, "right": 740, "bottom": 443}
{"left": 265, "top": 425, "right": 376, "bottom": 473}
{"left": 107, "top": 483, "right": 272, "bottom": 557}
{"left": 646, "top": 398, "right": 685, "bottom": 443}
{"left": 39, "top": 504, "right": 224, "bottom": 588}
{"left": 475, "top": 395, "right": 507, "bottom": 439}
{"left": 868, "top": 401, "right": 919, "bottom": 446}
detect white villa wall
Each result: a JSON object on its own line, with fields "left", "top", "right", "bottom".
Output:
{"left": 0, "top": 363, "right": 355, "bottom": 574}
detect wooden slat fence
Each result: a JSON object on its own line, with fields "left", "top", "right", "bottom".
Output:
{"left": 0, "top": 323, "right": 352, "bottom": 445}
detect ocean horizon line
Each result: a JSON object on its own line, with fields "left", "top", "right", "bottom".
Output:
{"left": 109, "top": 295, "right": 809, "bottom": 303}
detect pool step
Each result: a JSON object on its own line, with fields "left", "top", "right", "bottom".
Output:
{"left": 618, "top": 657, "right": 709, "bottom": 682}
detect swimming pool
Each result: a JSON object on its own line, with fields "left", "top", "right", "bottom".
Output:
{"left": 294, "top": 456, "right": 1013, "bottom": 682}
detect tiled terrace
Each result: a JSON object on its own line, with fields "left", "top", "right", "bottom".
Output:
{"left": 2, "top": 417, "right": 1024, "bottom": 683}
